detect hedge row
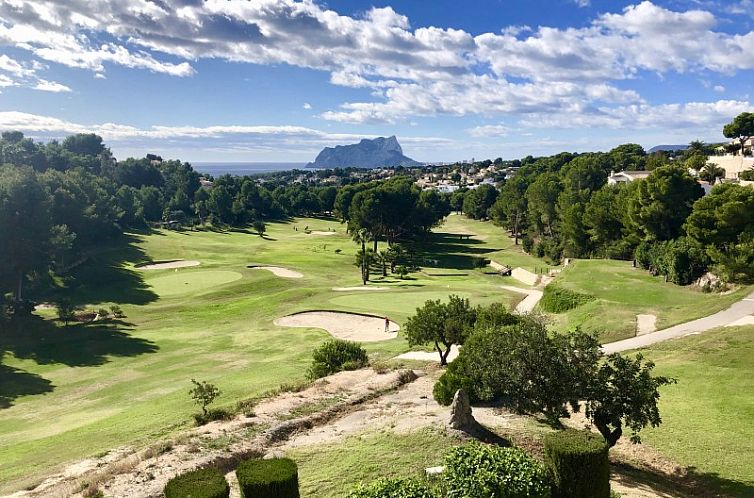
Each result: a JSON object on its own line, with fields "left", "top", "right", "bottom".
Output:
{"left": 539, "top": 285, "right": 595, "bottom": 313}
{"left": 164, "top": 458, "right": 299, "bottom": 498}
{"left": 164, "top": 467, "right": 230, "bottom": 498}
{"left": 544, "top": 430, "right": 610, "bottom": 498}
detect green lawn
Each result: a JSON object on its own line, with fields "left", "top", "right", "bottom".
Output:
{"left": 0, "top": 216, "right": 521, "bottom": 493}
{"left": 547, "top": 259, "right": 752, "bottom": 343}
{"left": 640, "top": 326, "right": 754, "bottom": 497}
{"left": 289, "top": 428, "right": 461, "bottom": 498}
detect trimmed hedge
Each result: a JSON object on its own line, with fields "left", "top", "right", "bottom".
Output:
{"left": 544, "top": 430, "right": 610, "bottom": 498}
{"left": 443, "top": 442, "right": 551, "bottom": 498}
{"left": 539, "top": 285, "right": 595, "bottom": 313}
{"left": 164, "top": 467, "right": 230, "bottom": 498}
{"left": 308, "top": 338, "right": 369, "bottom": 379}
{"left": 236, "top": 458, "right": 300, "bottom": 498}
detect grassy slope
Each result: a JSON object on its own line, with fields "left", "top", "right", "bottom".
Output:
{"left": 289, "top": 428, "right": 461, "bottom": 498}
{"left": 640, "top": 326, "right": 754, "bottom": 497}
{"left": 547, "top": 259, "right": 751, "bottom": 343}
{"left": 0, "top": 216, "right": 527, "bottom": 493}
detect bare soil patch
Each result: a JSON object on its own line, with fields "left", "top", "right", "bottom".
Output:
{"left": 307, "top": 231, "right": 337, "bottom": 236}
{"left": 637, "top": 314, "right": 658, "bottom": 335}
{"left": 274, "top": 311, "right": 399, "bottom": 342}
{"left": 136, "top": 260, "right": 201, "bottom": 270}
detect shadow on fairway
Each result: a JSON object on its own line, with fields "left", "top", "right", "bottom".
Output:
{"left": 415, "top": 231, "right": 500, "bottom": 270}
{"left": 0, "top": 363, "right": 54, "bottom": 409}
{"left": 0, "top": 315, "right": 158, "bottom": 368}
{"left": 60, "top": 234, "right": 159, "bottom": 306}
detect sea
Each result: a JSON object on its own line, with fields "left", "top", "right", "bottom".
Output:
{"left": 192, "top": 162, "right": 312, "bottom": 177}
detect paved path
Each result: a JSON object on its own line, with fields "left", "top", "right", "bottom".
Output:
{"left": 602, "top": 292, "right": 754, "bottom": 354}
{"left": 500, "top": 285, "right": 543, "bottom": 314}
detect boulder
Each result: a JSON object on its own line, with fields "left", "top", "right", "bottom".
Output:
{"left": 448, "top": 389, "right": 475, "bottom": 430}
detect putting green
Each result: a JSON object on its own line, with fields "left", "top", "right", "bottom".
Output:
{"left": 147, "top": 270, "right": 243, "bottom": 297}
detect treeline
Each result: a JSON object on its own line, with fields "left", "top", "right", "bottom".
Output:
{"left": 449, "top": 139, "right": 752, "bottom": 285}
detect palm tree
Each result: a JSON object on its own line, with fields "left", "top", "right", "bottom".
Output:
{"left": 699, "top": 162, "right": 725, "bottom": 183}
{"left": 353, "top": 228, "right": 372, "bottom": 285}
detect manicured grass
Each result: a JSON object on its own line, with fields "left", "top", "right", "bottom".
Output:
{"left": 0, "top": 216, "right": 518, "bottom": 493}
{"left": 547, "top": 259, "right": 752, "bottom": 343}
{"left": 640, "top": 326, "right": 754, "bottom": 497}
{"left": 289, "top": 428, "right": 462, "bottom": 498}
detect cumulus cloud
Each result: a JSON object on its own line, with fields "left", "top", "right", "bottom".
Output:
{"left": 467, "top": 124, "right": 510, "bottom": 138}
{"left": 0, "top": 111, "right": 453, "bottom": 154}
{"left": 33, "top": 79, "right": 71, "bottom": 92}
{"left": 0, "top": 0, "right": 752, "bottom": 125}
{"left": 303, "top": 103, "right": 312, "bottom": 109}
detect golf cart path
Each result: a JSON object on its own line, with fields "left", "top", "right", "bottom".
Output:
{"left": 602, "top": 291, "right": 754, "bottom": 354}
{"left": 500, "top": 285, "right": 543, "bottom": 314}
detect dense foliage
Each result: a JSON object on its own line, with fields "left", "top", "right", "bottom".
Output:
{"left": 538, "top": 285, "right": 595, "bottom": 313}
{"left": 544, "top": 430, "right": 610, "bottom": 498}
{"left": 308, "top": 338, "right": 369, "bottom": 379}
{"left": 442, "top": 442, "right": 551, "bottom": 498}
{"left": 236, "top": 458, "right": 300, "bottom": 498}
{"left": 434, "top": 316, "right": 672, "bottom": 445}
{"left": 164, "top": 468, "right": 230, "bottom": 498}
{"left": 404, "top": 295, "right": 476, "bottom": 366}
{"left": 347, "top": 478, "right": 435, "bottom": 498}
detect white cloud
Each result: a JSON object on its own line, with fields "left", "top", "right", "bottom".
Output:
{"left": 714, "top": 85, "right": 726, "bottom": 93}
{"left": 303, "top": 103, "right": 312, "bottom": 109}
{"left": 33, "top": 78, "right": 71, "bottom": 92}
{"left": 0, "top": 0, "right": 753, "bottom": 126}
{"left": 467, "top": 124, "right": 510, "bottom": 138}
{"left": 574, "top": 0, "right": 591, "bottom": 7}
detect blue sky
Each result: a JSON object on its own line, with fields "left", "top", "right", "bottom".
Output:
{"left": 0, "top": 0, "right": 753, "bottom": 163}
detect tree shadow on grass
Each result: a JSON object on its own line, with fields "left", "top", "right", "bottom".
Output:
{"left": 0, "top": 315, "right": 158, "bottom": 368}
{"left": 0, "top": 363, "right": 54, "bottom": 409}
{"left": 57, "top": 234, "right": 159, "bottom": 306}
{"left": 612, "top": 460, "right": 754, "bottom": 498}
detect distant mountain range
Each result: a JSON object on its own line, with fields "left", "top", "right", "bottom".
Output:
{"left": 308, "top": 136, "right": 421, "bottom": 169}
{"left": 648, "top": 144, "right": 689, "bottom": 153}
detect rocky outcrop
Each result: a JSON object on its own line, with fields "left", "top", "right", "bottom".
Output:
{"left": 448, "top": 389, "right": 475, "bottom": 430}
{"left": 308, "top": 136, "right": 420, "bottom": 169}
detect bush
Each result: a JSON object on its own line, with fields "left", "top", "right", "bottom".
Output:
{"left": 308, "top": 339, "right": 369, "bottom": 379}
{"left": 347, "top": 477, "right": 435, "bottom": 498}
{"left": 443, "top": 442, "right": 551, "bottom": 498}
{"left": 522, "top": 235, "right": 534, "bottom": 254}
{"left": 472, "top": 256, "right": 490, "bottom": 268}
{"left": 544, "top": 430, "right": 610, "bottom": 498}
{"left": 164, "top": 467, "right": 230, "bottom": 498}
{"left": 193, "top": 408, "right": 233, "bottom": 425}
{"left": 539, "top": 285, "right": 595, "bottom": 313}
{"left": 634, "top": 238, "right": 708, "bottom": 285}
{"left": 432, "top": 364, "right": 474, "bottom": 406}
{"left": 236, "top": 458, "right": 300, "bottom": 498}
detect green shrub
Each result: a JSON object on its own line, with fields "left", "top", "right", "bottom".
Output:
{"left": 236, "top": 458, "right": 299, "bottom": 498}
{"left": 443, "top": 442, "right": 551, "bottom": 498}
{"left": 472, "top": 256, "right": 490, "bottom": 269}
{"left": 539, "top": 285, "right": 595, "bottom": 313}
{"left": 164, "top": 467, "right": 230, "bottom": 498}
{"left": 347, "top": 477, "right": 436, "bottom": 498}
{"left": 193, "top": 408, "right": 233, "bottom": 425}
{"left": 432, "top": 365, "right": 474, "bottom": 406}
{"left": 522, "top": 236, "right": 534, "bottom": 254}
{"left": 308, "top": 339, "right": 368, "bottom": 379}
{"left": 544, "top": 430, "right": 610, "bottom": 498}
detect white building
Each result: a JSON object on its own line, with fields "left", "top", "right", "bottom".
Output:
{"left": 607, "top": 170, "right": 652, "bottom": 185}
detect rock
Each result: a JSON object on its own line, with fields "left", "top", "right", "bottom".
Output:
{"left": 307, "top": 136, "right": 421, "bottom": 169}
{"left": 696, "top": 272, "right": 721, "bottom": 289}
{"left": 425, "top": 466, "right": 445, "bottom": 478}
{"left": 448, "top": 389, "right": 475, "bottom": 430}
{"left": 262, "top": 450, "right": 285, "bottom": 460}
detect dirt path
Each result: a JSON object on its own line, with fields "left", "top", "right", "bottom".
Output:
{"left": 500, "top": 285, "right": 543, "bottom": 314}
{"left": 636, "top": 314, "right": 657, "bottom": 335}
{"left": 603, "top": 291, "right": 754, "bottom": 353}
{"left": 274, "top": 311, "right": 399, "bottom": 342}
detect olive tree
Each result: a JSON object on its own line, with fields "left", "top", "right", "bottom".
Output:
{"left": 404, "top": 295, "right": 476, "bottom": 366}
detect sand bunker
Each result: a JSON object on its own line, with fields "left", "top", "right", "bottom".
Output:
{"left": 248, "top": 265, "right": 303, "bottom": 278}
{"left": 275, "top": 311, "right": 399, "bottom": 342}
{"left": 307, "top": 231, "right": 337, "bottom": 236}
{"left": 136, "top": 260, "right": 201, "bottom": 270}
{"left": 332, "top": 286, "right": 388, "bottom": 292}
{"left": 396, "top": 345, "right": 460, "bottom": 363}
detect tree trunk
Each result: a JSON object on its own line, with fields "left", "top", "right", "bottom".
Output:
{"left": 513, "top": 211, "right": 520, "bottom": 245}
{"left": 382, "top": 261, "right": 387, "bottom": 277}
{"left": 16, "top": 272, "right": 23, "bottom": 302}
{"left": 595, "top": 415, "right": 622, "bottom": 447}
{"left": 373, "top": 237, "right": 378, "bottom": 253}
{"left": 434, "top": 341, "right": 447, "bottom": 366}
